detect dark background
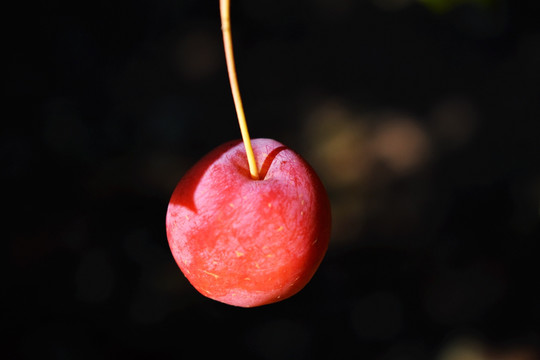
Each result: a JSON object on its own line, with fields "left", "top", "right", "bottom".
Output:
{"left": 5, "top": 0, "right": 540, "bottom": 359}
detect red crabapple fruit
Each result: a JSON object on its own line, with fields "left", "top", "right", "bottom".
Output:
{"left": 166, "top": 138, "right": 331, "bottom": 307}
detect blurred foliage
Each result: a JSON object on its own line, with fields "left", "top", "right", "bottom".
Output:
{"left": 5, "top": 0, "right": 540, "bottom": 358}
{"left": 418, "top": 0, "right": 495, "bottom": 14}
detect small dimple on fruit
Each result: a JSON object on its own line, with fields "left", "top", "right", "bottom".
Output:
{"left": 235, "top": 250, "right": 244, "bottom": 257}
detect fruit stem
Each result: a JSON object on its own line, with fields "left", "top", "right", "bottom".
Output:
{"left": 220, "top": 0, "right": 260, "bottom": 180}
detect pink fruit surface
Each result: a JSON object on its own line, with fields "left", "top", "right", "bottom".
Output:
{"left": 166, "top": 138, "right": 331, "bottom": 307}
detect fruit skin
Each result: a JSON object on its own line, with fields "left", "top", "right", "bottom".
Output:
{"left": 166, "top": 138, "right": 331, "bottom": 307}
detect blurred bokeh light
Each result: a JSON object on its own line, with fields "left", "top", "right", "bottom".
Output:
{"left": 5, "top": 0, "right": 539, "bottom": 359}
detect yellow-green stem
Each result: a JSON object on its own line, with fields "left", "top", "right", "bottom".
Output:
{"left": 220, "top": 0, "right": 259, "bottom": 180}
